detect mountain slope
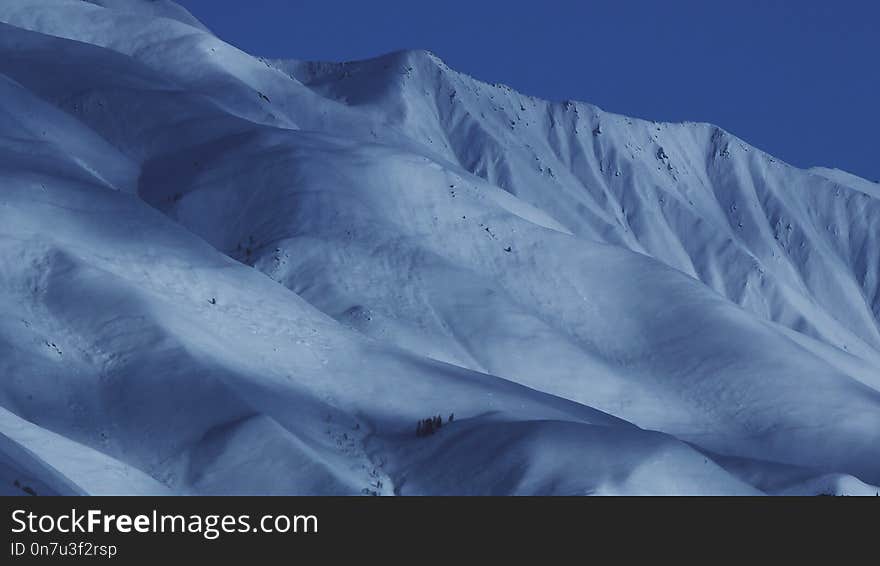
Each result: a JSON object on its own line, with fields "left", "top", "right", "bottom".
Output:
{"left": 0, "top": 0, "right": 877, "bottom": 494}
{"left": 280, "top": 50, "right": 880, "bottom": 361}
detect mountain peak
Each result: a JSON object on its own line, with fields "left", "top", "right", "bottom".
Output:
{"left": 0, "top": 2, "right": 878, "bottom": 496}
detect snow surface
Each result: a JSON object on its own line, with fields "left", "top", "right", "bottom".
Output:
{"left": 0, "top": 0, "right": 878, "bottom": 495}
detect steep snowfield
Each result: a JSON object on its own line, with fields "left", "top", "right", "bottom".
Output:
{"left": 280, "top": 50, "right": 880, "bottom": 360}
{"left": 0, "top": 0, "right": 877, "bottom": 495}
{"left": 810, "top": 166, "right": 880, "bottom": 200}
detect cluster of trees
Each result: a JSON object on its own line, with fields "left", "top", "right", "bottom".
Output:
{"left": 12, "top": 479, "right": 36, "bottom": 496}
{"left": 416, "top": 414, "right": 453, "bottom": 437}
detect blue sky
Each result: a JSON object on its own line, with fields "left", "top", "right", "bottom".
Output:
{"left": 177, "top": 0, "right": 879, "bottom": 181}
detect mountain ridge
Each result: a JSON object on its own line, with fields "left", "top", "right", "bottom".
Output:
{"left": 0, "top": 0, "right": 878, "bottom": 495}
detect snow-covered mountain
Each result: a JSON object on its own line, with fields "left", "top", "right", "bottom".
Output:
{"left": 1, "top": 0, "right": 878, "bottom": 495}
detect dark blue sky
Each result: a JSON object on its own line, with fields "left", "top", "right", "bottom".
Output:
{"left": 178, "top": 0, "right": 879, "bottom": 181}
